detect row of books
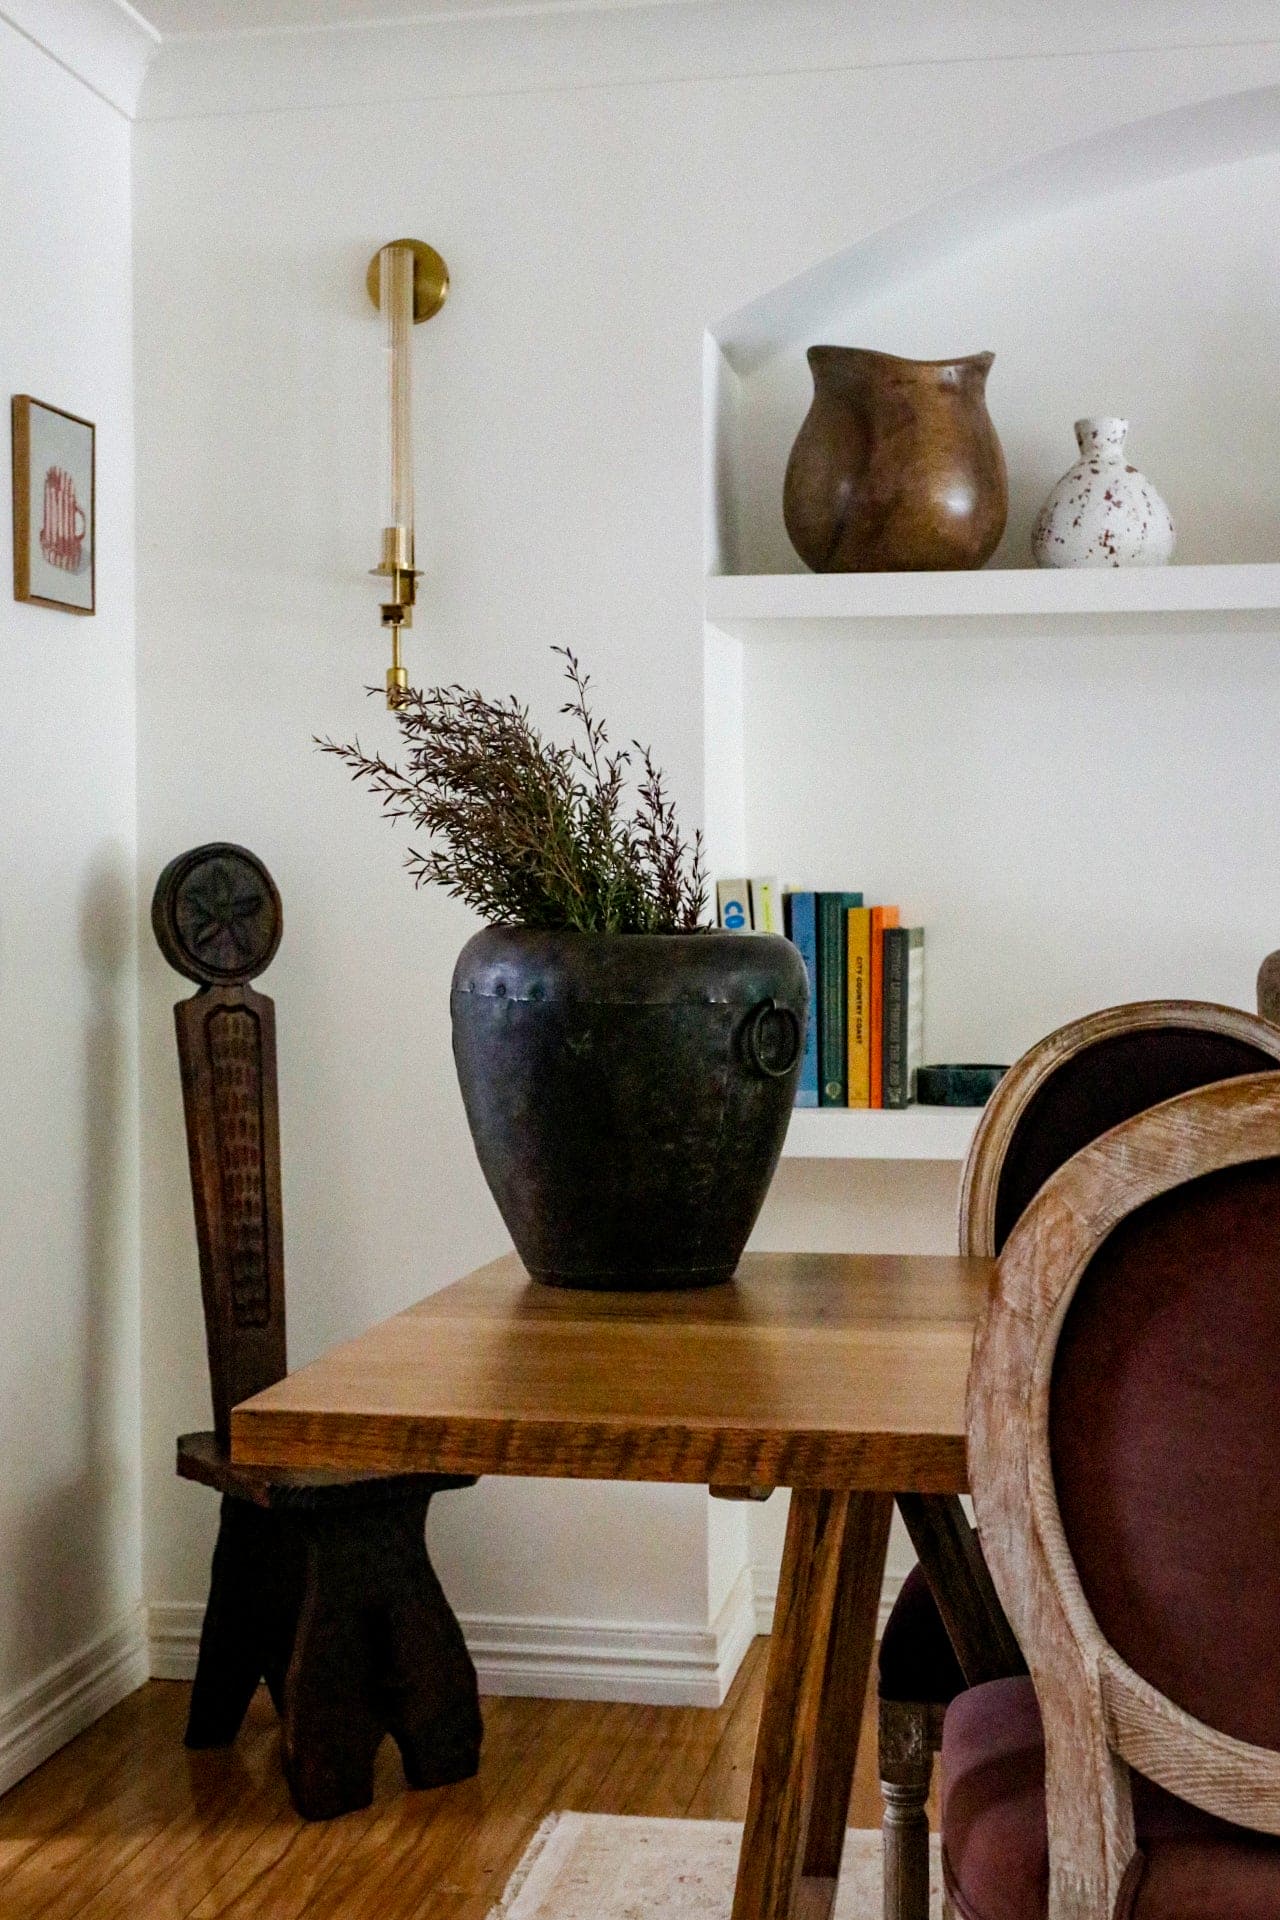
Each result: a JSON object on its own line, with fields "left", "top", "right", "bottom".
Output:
{"left": 716, "top": 878, "right": 924, "bottom": 1109}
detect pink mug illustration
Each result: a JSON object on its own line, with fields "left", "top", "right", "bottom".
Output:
{"left": 40, "top": 465, "right": 87, "bottom": 573}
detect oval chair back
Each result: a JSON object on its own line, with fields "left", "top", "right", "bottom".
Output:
{"left": 959, "top": 1000, "right": 1280, "bottom": 1256}
{"left": 969, "top": 1071, "right": 1280, "bottom": 1915}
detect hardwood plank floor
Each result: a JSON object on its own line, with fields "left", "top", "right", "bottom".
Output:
{"left": 0, "top": 1638, "right": 938, "bottom": 1919}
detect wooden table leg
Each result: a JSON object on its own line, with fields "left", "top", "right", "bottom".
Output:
{"left": 732, "top": 1489, "right": 894, "bottom": 1920}
{"left": 801, "top": 1490, "right": 895, "bottom": 1911}
{"left": 895, "top": 1492, "right": 1024, "bottom": 1684}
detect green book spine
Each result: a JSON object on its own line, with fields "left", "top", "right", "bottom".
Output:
{"left": 817, "top": 891, "right": 862, "bottom": 1106}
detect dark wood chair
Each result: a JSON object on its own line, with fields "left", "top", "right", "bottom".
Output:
{"left": 950, "top": 1071, "right": 1280, "bottom": 1920}
{"left": 877, "top": 1000, "right": 1280, "bottom": 1920}
{"left": 153, "top": 842, "right": 483, "bottom": 1821}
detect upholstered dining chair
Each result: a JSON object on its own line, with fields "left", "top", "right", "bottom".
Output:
{"left": 945, "top": 1070, "right": 1280, "bottom": 1920}
{"left": 877, "top": 1000, "right": 1280, "bottom": 1920}
{"left": 153, "top": 842, "right": 483, "bottom": 1820}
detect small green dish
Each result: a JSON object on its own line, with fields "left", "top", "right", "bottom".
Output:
{"left": 915, "top": 1064, "right": 1008, "bottom": 1108}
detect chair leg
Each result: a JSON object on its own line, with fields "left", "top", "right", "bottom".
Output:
{"left": 280, "top": 1512, "right": 388, "bottom": 1820}
{"left": 280, "top": 1496, "right": 482, "bottom": 1820}
{"left": 186, "top": 1496, "right": 303, "bottom": 1748}
{"left": 879, "top": 1697, "right": 939, "bottom": 1920}
{"left": 374, "top": 1498, "right": 483, "bottom": 1790}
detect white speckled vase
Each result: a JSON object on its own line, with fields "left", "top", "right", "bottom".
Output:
{"left": 1031, "top": 417, "right": 1175, "bottom": 568}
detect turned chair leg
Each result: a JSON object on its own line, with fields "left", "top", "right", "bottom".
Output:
{"left": 879, "top": 1696, "right": 945, "bottom": 1920}
{"left": 882, "top": 1778, "right": 931, "bottom": 1920}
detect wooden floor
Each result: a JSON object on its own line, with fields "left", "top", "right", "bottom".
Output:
{"left": 0, "top": 1637, "right": 930, "bottom": 1919}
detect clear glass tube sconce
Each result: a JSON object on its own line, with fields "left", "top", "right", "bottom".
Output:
{"left": 365, "top": 238, "right": 449, "bottom": 707}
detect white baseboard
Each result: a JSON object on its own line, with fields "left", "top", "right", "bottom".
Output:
{"left": 148, "top": 1565, "right": 759, "bottom": 1709}
{"left": 750, "top": 1564, "right": 905, "bottom": 1640}
{"left": 147, "top": 1601, "right": 205, "bottom": 1682}
{"left": 464, "top": 1566, "right": 758, "bottom": 1708}
{"left": 0, "top": 1561, "right": 905, "bottom": 1794}
{"left": 0, "top": 1611, "right": 150, "bottom": 1796}
{"left": 147, "top": 1561, "right": 903, "bottom": 1710}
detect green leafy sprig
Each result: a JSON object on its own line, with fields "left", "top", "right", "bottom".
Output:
{"left": 318, "top": 648, "right": 707, "bottom": 934}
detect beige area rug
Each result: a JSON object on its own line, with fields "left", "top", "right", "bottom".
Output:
{"left": 490, "top": 1814, "right": 943, "bottom": 1920}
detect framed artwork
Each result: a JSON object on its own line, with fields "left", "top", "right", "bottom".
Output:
{"left": 11, "top": 395, "right": 95, "bottom": 614}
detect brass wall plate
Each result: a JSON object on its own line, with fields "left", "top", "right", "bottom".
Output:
{"left": 366, "top": 240, "right": 449, "bottom": 324}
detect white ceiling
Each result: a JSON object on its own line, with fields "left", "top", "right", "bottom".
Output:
{"left": 127, "top": 0, "right": 706, "bottom": 36}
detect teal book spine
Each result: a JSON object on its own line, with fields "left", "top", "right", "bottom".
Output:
{"left": 784, "top": 892, "right": 819, "bottom": 1108}
{"left": 817, "top": 891, "right": 863, "bottom": 1106}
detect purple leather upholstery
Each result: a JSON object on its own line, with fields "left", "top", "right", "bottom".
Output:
{"left": 1052, "top": 1156, "right": 1280, "bottom": 1748}
{"left": 878, "top": 1563, "right": 965, "bottom": 1705}
{"left": 942, "top": 1678, "right": 1280, "bottom": 1920}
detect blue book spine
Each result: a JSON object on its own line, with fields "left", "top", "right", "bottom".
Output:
{"left": 784, "top": 892, "right": 820, "bottom": 1108}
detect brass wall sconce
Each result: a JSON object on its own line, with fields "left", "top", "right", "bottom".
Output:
{"left": 366, "top": 238, "right": 449, "bottom": 707}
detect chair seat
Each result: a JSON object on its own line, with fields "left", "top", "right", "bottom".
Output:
{"left": 878, "top": 1562, "right": 967, "bottom": 1705}
{"left": 941, "top": 1677, "right": 1280, "bottom": 1920}
{"left": 177, "top": 1431, "right": 476, "bottom": 1510}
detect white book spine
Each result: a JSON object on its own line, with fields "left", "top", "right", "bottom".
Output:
{"left": 716, "top": 878, "right": 752, "bottom": 932}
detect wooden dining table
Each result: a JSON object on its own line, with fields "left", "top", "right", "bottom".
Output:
{"left": 231, "top": 1249, "right": 1017, "bottom": 1920}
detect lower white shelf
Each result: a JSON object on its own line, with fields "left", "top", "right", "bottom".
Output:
{"left": 782, "top": 1105, "right": 982, "bottom": 1161}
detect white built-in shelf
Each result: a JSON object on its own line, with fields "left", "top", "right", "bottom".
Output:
{"left": 782, "top": 1106, "right": 981, "bottom": 1161}
{"left": 706, "top": 563, "right": 1280, "bottom": 631}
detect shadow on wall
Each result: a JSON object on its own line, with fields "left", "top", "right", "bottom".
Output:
{"left": 9, "top": 844, "right": 137, "bottom": 1678}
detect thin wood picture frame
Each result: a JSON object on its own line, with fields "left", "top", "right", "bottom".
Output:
{"left": 12, "top": 395, "right": 95, "bottom": 615}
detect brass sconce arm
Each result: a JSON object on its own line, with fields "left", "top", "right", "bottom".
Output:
{"left": 366, "top": 238, "right": 449, "bottom": 708}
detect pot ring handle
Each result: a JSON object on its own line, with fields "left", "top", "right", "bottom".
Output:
{"left": 742, "top": 999, "right": 802, "bottom": 1078}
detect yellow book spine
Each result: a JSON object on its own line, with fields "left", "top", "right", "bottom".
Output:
{"left": 846, "top": 906, "right": 873, "bottom": 1108}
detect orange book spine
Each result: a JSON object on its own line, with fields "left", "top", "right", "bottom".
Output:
{"left": 869, "top": 906, "right": 900, "bottom": 1108}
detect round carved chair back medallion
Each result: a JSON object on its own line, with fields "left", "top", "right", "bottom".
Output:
{"left": 152, "top": 843, "right": 283, "bottom": 987}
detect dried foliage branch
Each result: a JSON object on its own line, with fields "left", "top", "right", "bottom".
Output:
{"left": 318, "top": 648, "right": 707, "bottom": 934}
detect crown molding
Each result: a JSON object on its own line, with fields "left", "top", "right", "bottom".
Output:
{"left": 135, "top": 0, "right": 1280, "bottom": 123}
{"left": 7, "top": 0, "right": 1279, "bottom": 125}
{"left": 0, "top": 0, "right": 157, "bottom": 115}
{"left": 142, "top": 0, "right": 715, "bottom": 32}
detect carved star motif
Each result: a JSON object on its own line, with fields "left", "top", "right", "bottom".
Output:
{"left": 188, "top": 862, "right": 266, "bottom": 963}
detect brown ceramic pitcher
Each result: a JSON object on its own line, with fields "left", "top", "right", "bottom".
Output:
{"left": 783, "top": 347, "right": 1007, "bottom": 572}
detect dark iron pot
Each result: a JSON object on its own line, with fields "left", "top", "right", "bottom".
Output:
{"left": 450, "top": 928, "right": 807, "bottom": 1289}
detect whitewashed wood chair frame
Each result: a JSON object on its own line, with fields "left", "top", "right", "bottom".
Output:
{"left": 958, "top": 997, "right": 1280, "bottom": 1256}
{"left": 967, "top": 1070, "right": 1280, "bottom": 1920}
{"left": 881, "top": 1000, "right": 1280, "bottom": 1920}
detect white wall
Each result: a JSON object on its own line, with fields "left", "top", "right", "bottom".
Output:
{"left": 0, "top": 15, "right": 142, "bottom": 1784}
{"left": 130, "top": 27, "right": 1280, "bottom": 1695}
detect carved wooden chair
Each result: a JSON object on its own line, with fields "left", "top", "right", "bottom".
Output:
{"left": 153, "top": 842, "right": 483, "bottom": 1821}
{"left": 946, "top": 1070, "right": 1280, "bottom": 1920}
{"left": 877, "top": 1001, "right": 1280, "bottom": 1920}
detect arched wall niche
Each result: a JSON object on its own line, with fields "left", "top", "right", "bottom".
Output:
{"left": 705, "top": 83, "right": 1280, "bottom": 576}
